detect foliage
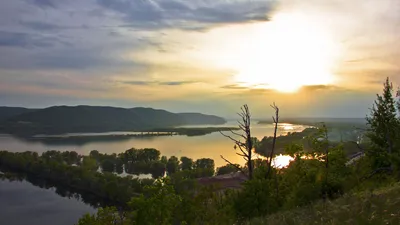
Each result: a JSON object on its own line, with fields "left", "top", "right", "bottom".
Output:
{"left": 129, "top": 180, "right": 182, "bottom": 225}
{"left": 366, "top": 77, "right": 400, "bottom": 170}
{"left": 166, "top": 156, "right": 180, "bottom": 175}
{"left": 100, "top": 159, "right": 114, "bottom": 173}
{"left": 77, "top": 207, "right": 128, "bottom": 225}
{"left": 248, "top": 182, "right": 400, "bottom": 225}
{"left": 216, "top": 164, "right": 241, "bottom": 175}
{"left": 180, "top": 156, "right": 194, "bottom": 170}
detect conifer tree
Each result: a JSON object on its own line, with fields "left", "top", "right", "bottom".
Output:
{"left": 366, "top": 77, "right": 399, "bottom": 169}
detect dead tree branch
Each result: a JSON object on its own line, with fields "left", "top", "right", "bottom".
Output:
{"left": 220, "top": 155, "right": 246, "bottom": 175}
{"left": 220, "top": 104, "right": 253, "bottom": 179}
{"left": 266, "top": 103, "right": 279, "bottom": 179}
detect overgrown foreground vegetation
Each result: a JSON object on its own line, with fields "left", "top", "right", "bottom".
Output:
{"left": 248, "top": 182, "right": 400, "bottom": 225}
{"left": 0, "top": 78, "right": 399, "bottom": 225}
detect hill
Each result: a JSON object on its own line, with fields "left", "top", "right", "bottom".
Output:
{"left": 0, "top": 107, "right": 37, "bottom": 122}
{"left": 178, "top": 112, "right": 226, "bottom": 125}
{"left": 0, "top": 106, "right": 226, "bottom": 135}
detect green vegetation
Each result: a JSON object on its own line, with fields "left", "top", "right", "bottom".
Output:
{"left": 248, "top": 183, "right": 400, "bottom": 225}
{"left": 0, "top": 105, "right": 226, "bottom": 135}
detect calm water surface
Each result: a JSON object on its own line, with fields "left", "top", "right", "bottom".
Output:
{"left": 0, "top": 179, "right": 95, "bottom": 225}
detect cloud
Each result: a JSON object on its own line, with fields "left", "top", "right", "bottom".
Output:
{"left": 96, "top": 0, "right": 275, "bottom": 30}
{"left": 19, "top": 21, "right": 66, "bottom": 31}
{"left": 300, "top": 85, "right": 341, "bottom": 92}
{"left": 122, "top": 80, "right": 199, "bottom": 86}
{"left": 220, "top": 84, "right": 250, "bottom": 90}
{"left": 24, "top": 0, "right": 58, "bottom": 8}
{"left": 0, "top": 31, "right": 65, "bottom": 48}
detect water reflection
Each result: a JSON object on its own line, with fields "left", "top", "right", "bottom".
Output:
{"left": 272, "top": 154, "right": 294, "bottom": 168}
{"left": 0, "top": 176, "right": 95, "bottom": 225}
{"left": 1, "top": 173, "right": 116, "bottom": 209}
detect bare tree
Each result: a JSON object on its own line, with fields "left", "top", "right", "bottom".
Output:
{"left": 266, "top": 103, "right": 279, "bottom": 179}
{"left": 220, "top": 104, "right": 253, "bottom": 179}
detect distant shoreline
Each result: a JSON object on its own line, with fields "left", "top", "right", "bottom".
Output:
{"left": 7, "top": 126, "right": 240, "bottom": 141}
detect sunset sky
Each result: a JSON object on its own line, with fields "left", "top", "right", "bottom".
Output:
{"left": 0, "top": 0, "right": 399, "bottom": 118}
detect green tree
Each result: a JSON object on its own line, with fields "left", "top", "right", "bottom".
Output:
{"left": 180, "top": 156, "right": 194, "bottom": 170}
{"left": 129, "top": 180, "right": 181, "bottom": 225}
{"left": 366, "top": 77, "right": 399, "bottom": 170}
{"left": 101, "top": 159, "right": 115, "bottom": 173}
{"left": 77, "top": 207, "right": 128, "bottom": 225}
{"left": 166, "top": 156, "right": 180, "bottom": 175}
{"left": 160, "top": 156, "right": 168, "bottom": 164}
{"left": 151, "top": 161, "right": 166, "bottom": 179}
{"left": 89, "top": 150, "right": 100, "bottom": 160}
{"left": 82, "top": 156, "right": 98, "bottom": 171}
{"left": 195, "top": 158, "right": 215, "bottom": 171}
{"left": 216, "top": 164, "right": 241, "bottom": 175}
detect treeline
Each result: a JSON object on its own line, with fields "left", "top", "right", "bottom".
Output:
{"left": 255, "top": 127, "right": 367, "bottom": 157}
{"left": 88, "top": 148, "right": 217, "bottom": 178}
{"left": 75, "top": 77, "right": 400, "bottom": 225}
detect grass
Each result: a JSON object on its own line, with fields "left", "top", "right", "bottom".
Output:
{"left": 248, "top": 183, "right": 400, "bottom": 225}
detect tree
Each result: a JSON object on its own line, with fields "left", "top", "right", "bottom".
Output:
{"left": 115, "top": 158, "right": 124, "bottom": 174}
{"left": 366, "top": 77, "right": 399, "bottom": 170}
{"left": 266, "top": 103, "right": 280, "bottom": 179}
{"left": 195, "top": 158, "right": 215, "bottom": 171}
{"left": 180, "top": 156, "right": 193, "bottom": 170}
{"left": 216, "top": 164, "right": 241, "bottom": 175}
{"left": 166, "top": 156, "right": 180, "bottom": 175}
{"left": 101, "top": 159, "right": 115, "bottom": 173}
{"left": 129, "top": 180, "right": 181, "bottom": 225}
{"left": 160, "top": 156, "right": 168, "bottom": 165}
{"left": 140, "top": 148, "right": 161, "bottom": 162}
{"left": 151, "top": 161, "right": 166, "bottom": 179}
{"left": 89, "top": 150, "right": 100, "bottom": 160}
{"left": 77, "top": 207, "right": 128, "bottom": 225}
{"left": 220, "top": 104, "right": 254, "bottom": 179}
{"left": 82, "top": 156, "right": 98, "bottom": 171}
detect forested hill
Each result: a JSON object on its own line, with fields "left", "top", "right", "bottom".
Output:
{"left": 177, "top": 112, "right": 227, "bottom": 125}
{"left": 0, "top": 106, "right": 226, "bottom": 135}
{"left": 0, "top": 107, "right": 37, "bottom": 122}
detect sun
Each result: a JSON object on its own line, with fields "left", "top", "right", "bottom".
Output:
{"left": 230, "top": 13, "right": 339, "bottom": 93}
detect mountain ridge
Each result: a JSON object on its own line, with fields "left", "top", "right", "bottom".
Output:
{"left": 0, "top": 105, "right": 226, "bottom": 135}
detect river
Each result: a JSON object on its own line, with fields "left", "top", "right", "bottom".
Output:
{"left": 0, "top": 122, "right": 307, "bottom": 225}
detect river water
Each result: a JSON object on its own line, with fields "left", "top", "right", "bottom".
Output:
{"left": 0, "top": 122, "right": 306, "bottom": 225}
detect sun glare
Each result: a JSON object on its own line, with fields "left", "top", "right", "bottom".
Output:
{"left": 231, "top": 13, "right": 339, "bottom": 93}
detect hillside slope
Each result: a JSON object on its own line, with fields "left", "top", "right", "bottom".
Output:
{"left": 178, "top": 112, "right": 226, "bottom": 125}
{"left": 0, "top": 107, "right": 36, "bottom": 122}
{"left": 248, "top": 183, "right": 400, "bottom": 225}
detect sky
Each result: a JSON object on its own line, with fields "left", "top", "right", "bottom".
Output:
{"left": 0, "top": 0, "right": 399, "bottom": 118}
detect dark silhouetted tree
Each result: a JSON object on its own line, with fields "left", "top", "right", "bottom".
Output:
{"left": 216, "top": 164, "right": 241, "bottom": 175}
{"left": 101, "top": 159, "right": 115, "bottom": 173}
{"left": 166, "top": 156, "right": 180, "bottom": 175}
{"left": 220, "top": 104, "right": 253, "bottom": 179}
{"left": 180, "top": 156, "right": 194, "bottom": 170}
